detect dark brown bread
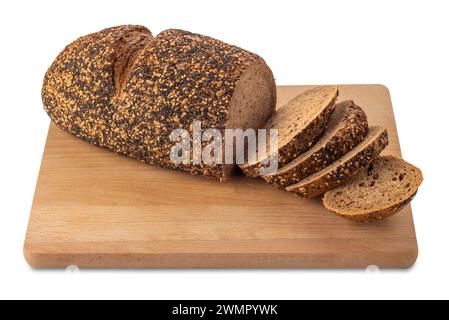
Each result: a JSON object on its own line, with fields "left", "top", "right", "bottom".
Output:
{"left": 264, "top": 100, "right": 368, "bottom": 188}
{"left": 239, "top": 86, "right": 338, "bottom": 177}
{"left": 42, "top": 26, "right": 276, "bottom": 181}
{"left": 286, "top": 126, "right": 388, "bottom": 198}
{"left": 323, "top": 156, "right": 423, "bottom": 222}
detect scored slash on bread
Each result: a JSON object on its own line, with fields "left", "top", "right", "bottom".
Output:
{"left": 286, "top": 126, "right": 389, "bottom": 198}
{"left": 264, "top": 100, "right": 369, "bottom": 188}
{"left": 323, "top": 156, "right": 423, "bottom": 222}
{"left": 239, "top": 85, "right": 339, "bottom": 177}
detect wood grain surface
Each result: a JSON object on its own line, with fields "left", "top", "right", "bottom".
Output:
{"left": 24, "top": 85, "right": 418, "bottom": 268}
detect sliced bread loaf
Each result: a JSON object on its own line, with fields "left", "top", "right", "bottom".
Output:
{"left": 264, "top": 100, "right": 368, "bottom": 188}
{"left": 239, "top": 85, "right": 338, "bottom": 177}
{"left": 286, "top": 126, "right": 388, "bottom": 198}
{"left": 43, "top": 27, "right": 277, "bottom": 181}
{"left": 323, "top": 156, "right": 423, "bottom": 222}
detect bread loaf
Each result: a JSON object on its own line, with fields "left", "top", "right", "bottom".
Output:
{"left": 43, "top": 26, "right": 276, "bottom": 181}
{"left": 264, "top": 100, "right": 369, "bottom": 187}
{"left": 323, "top": 156, "right": 423, "bottom": 222}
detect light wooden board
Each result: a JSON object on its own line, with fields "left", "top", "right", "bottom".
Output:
{"left": 24, "top": 85, "right": 418, "bottom": 268}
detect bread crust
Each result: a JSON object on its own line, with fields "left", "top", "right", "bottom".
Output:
{"left": 325, "top": 192, "right": 417, "bottom": 222}
{"left": 264, "top": 100, "right": 369, "bottom": 187}
{"left": 42, "top": 26, "right": 276, "bottom": 181}
{"left": 42, "top": 25, "right": 153, "bottom": 158}
{"left": 286, "top": 127, "right": 389, "bottom": 198}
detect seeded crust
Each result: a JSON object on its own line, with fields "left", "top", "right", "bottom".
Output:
{"left": 264, "top": 100, "right": 369, "bottom": 188}
{"left": 42, "top": 25, "right": 153, "bottom": 147}
{"left": 239, "top": 86, "right": 338, "bottom": 177}
{"left": 286, "top": 126, "right": 389, "bottom": 198}
{"left": 42, "top": 26, "right": 276, "bottom": 181}
{"left": 323, "top": 156, "right": 423, "bottom": 222}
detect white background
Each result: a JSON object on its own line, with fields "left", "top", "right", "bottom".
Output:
{"left": 0, "top": 0, "right": 447, "bottom": 299}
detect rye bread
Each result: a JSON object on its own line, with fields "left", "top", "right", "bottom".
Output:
{"left": 286, "top": 126, "right": 389, "bottom": 198}
{"left": 42, "top": 26, "right": 277, "bottom": 181}
{"left": 323, "top": 156, "right": 423, "bottom": 222}
{"left": 239, "top": 86, "right": 338, "bottom": 177}
{"left": 264, "top": 100, "right": 368, "bottom": 187}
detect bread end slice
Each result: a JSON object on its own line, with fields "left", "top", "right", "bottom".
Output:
{"left": 323, "top": 156, "right": 423, "bottom": 222}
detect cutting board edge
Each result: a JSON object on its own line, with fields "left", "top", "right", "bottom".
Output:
{"left": 23, "top": 236, "right": 419, "bottom": 269}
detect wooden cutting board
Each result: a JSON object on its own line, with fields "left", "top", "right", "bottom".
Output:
{"left": 24, "top": 85, "right": 418, "bottom": 268}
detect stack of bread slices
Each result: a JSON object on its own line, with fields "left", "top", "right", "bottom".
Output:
{"left": 239, "top": 86, "right": 423, "bottom": 222}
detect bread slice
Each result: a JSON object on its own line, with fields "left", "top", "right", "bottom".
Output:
{"left": 323, "top": 156, "right": 423, "bottom": 222}
{"left": 239, "top": 85, "right": 338, "bottom": 177}
{"left": 286, "top": 126, "right": 388, "bottom": 198}
{"left": 264, "top": 100, "right": 368, "bottom": 188}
